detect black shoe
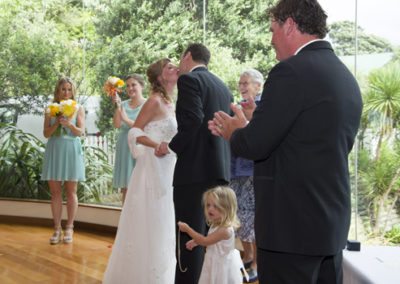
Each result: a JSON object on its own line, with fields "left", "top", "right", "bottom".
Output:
{"left": 243, "top": 267, "right": 258, "bottom": 283}
{"left": 244, "top": 260, "right": 252, "bottom": 270}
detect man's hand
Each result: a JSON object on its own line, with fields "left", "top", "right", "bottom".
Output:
{"left": 208, "top": 103, "right": 248, "bottom": 140}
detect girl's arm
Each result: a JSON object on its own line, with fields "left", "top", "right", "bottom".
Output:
{"left": 178, "top": 221, "right": 231, "bottom": 247}
{"left": 186, "top": 239, "right": 198, "bottom": 251}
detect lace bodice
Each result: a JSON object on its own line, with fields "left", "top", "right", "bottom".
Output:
{"left": 144, "top": 115, "right": 177, "bottom": 143}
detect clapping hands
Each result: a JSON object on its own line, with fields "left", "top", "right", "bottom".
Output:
{"left": 208, "top": 103, "right": 248, "bottom": 140}
{"left": 240, "top": 96, "right": 257, "bottom": 120}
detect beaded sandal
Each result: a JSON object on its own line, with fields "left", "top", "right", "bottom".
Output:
{"left": 63, "top": 225, "right": 74, "bottom": 244}
{"left": 49, "top": 227, "right": 62, "bottom": 245}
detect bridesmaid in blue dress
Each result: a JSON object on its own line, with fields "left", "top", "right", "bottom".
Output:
{"left": 41, "top": 77, "right": 86, "bottom": 245}
{"left": 112, "top": 74, "right": 146, "bottom": 204}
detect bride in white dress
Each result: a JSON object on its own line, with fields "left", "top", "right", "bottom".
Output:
{"left": 103, "top": 58, "right": 179, "bottom": 284}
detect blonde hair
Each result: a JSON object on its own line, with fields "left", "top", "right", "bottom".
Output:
{"left": 202, "top": 186, "right": 240, "bottom": 229}
{"left": 146, "top": 58, "right": 173, "bottom": 103}
{"left": 53, "top": 77, "right": 76, "bottom": 103}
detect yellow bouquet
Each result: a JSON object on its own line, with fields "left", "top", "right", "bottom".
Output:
{"left": 103, "top": 76, "right": 125, "bottom": 97}
{"left": 60, "top": 99, "right": 78, "bottom": 117}
{"left": 46, "top": 99, "right": 78, "bottom": 136}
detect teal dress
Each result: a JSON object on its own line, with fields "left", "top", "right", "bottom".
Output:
{"left": 112, "top": 100, "right": 143, "bottom": 189}
{"left": 41, "top": 113, "right": 85, "bottom": 182}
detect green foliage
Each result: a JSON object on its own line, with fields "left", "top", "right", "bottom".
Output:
{"left": 0, "top": 124, "right": 49, "bottom": 199}
{"left": 93, "top": 0, "right": 203, "bottom": 132}
{"left": 329, "top": 21, "right": 394, "bottom": 56}
{"left": 359, "top": 143, "right": 400, "bottom": 198}
{"left": 384, "top": 225, "right": 400, "bottom": 244}
{"left": 363, "top": 63, "right": 400, "bottom": 131}
{"left": 93, "top": 0, "right": 276, "bottom": 132}
{"left": 0, "top": 123, "right": 114, "bottom": 204}
{"left": 0, "top": 0, "right": 98, "bottom": 115}
{"left": 79, "top": 144, "right": 114, "bottom": 203}
{"left": 206, "top": 0, "right": 276, "bottom": 73}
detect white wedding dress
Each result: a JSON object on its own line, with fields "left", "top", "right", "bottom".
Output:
{"left": 103, "top": 114, "right": 177, "bottom": 284}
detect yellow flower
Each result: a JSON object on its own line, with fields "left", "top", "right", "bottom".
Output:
{"left": 60, "top": 99, "right": 78, "bottom": 117}
{"left": 46, "top": 103, "right": 61, "bottom": 117}
{"left": 104, "top": 76, "right": 125, "bottom": 97}
{"left": 116, "top": 79, "right": 125, "bottom": 88}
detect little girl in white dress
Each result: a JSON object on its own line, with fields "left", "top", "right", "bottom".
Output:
{"left": 178, "top": 186, "right": 247, "bottom": 284}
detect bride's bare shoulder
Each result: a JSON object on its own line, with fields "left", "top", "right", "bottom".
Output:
{"left": 143, "top": 93, "right": 162, "bottom": 107}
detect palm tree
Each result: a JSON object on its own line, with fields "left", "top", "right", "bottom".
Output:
{"left": 363, "top": 63, "right": 400, "bottom": 160}
{"left": 359, "top": 63, "right": 400, "bottom": 236}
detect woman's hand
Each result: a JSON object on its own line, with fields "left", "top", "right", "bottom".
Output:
{"left": 155, "top": 142, "right": 169, "bottom": 157}
{"left": 59, "top": 116, "right": 72, "bottom": 128}
{"left": 112, "top": 94, "right": 122, "bottom": 108}
{"left": 240, "top": 96, "right": 257, "bottom": 120}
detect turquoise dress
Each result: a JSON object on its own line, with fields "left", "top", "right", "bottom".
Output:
{"left": 41, "top": 111, "right": 85, "bottom": 182}
{"left": 112, "top": 100, "right": 143, "bottom": 189}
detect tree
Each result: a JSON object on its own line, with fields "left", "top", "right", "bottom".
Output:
{"left": 0, "top": 0, "right": 98, "bottom": 115}
{"left": 357, "top": 63, "right": 400, "bottom": 237}
{"left": 93, "top": 0, "right": 277, "bottom": 133}
{"left": 363, "top": 63, "right": 400, "bottom": 159}
{"left": 329, "top": 21, "right": 393, "bottom": 56}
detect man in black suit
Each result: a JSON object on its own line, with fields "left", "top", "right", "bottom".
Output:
{"left": 209, "top": 1, "right": 363, "bottom": 283}
{"left": 160, "top": 43, "right": 233, "bottom": 284}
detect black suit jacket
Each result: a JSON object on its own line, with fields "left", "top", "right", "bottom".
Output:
{"left": 230, "top": 41, "right": 362, "bottom": 255}
{"left": 170, "top": 67, "right": 233, "bottom": 187}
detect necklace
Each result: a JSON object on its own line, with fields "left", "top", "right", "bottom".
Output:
{"left": 129, "top": 99, "right": 145, "bottom": 109}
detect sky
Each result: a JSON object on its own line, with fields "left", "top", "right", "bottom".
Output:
{"left": 319, "top": 0, "right": 400, "bottom": 45}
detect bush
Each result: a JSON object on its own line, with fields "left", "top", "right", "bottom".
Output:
{"left": 0, "top": 123, "right": 114, "bottom": 204}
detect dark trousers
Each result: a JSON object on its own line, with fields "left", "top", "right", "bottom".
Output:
{"left": 257, "top": 248, "right": 343, "bottom": 284}
{"left": 174, "top": 185, "right": 207, "bottom": 284}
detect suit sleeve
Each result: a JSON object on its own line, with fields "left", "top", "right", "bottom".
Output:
{"left": 169, "top": 75, "right": 204, "bottom": 155}
{"left": 231, "top": 61, "right": 304, "bottom": 161}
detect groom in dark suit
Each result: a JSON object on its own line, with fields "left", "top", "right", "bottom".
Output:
{"left": 165, "top": 43, "right": 233, "bottom": 284}
{"left": 209, "top": 0, "right": 363, "bottom": 283}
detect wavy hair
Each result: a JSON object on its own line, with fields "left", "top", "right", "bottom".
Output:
{"left": 202, "top": 186, "right": 240, "bottom": 229}
{"left": 146, "top": 58, "right": 172, "bottom": 103}
{"left": 53, "top": 77, "right": 76, "bottom": 102}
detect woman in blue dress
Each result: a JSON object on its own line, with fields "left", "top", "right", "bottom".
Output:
{"left": 112, "top": 74, "right": 146, "bottom": 204}
{"left": 41, "top": 77, "right": 86, "bottom": 245}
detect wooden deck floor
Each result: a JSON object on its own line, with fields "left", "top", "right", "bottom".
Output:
{"left": 0, "top": 223, "right": 114, "bottom": 284}
{"left": 0, "top": 222, "right": 259, "bottom": 284}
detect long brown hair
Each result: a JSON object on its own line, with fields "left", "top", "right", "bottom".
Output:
{"left": 146, "top": 58, "right": 172, "bottom": 103}
{"left": 53, "top": 77, "right": 76, "bottom": 103}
